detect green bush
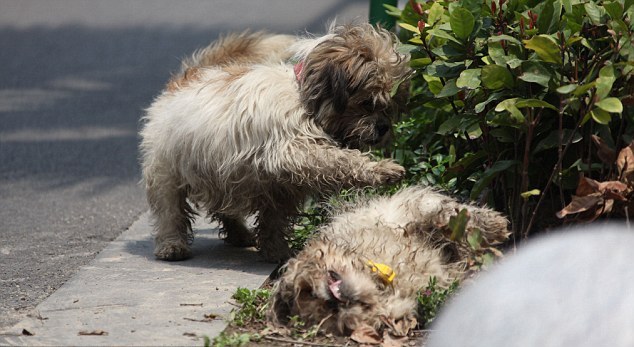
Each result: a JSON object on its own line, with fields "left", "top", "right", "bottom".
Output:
{"left": 385, "top": 0, "right": 634, "bottom": 239}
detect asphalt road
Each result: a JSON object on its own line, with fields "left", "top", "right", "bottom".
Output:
{"left": 0, "top": 0, "right": 368, "bottom": 329}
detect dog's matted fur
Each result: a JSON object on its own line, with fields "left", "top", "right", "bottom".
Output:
{"left": 140, "top": 23, "right": 411, "bottom": 262}
{"left": 269, "top": 186, "right": 509, "bottom": 337}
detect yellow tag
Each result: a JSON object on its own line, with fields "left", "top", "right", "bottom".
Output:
{"left": 367, "top": 260, "right": 396, "bottom": 285}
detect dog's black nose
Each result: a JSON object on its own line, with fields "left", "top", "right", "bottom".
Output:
{"left": 376, "top": 122, "right": 390, "bottom": 137}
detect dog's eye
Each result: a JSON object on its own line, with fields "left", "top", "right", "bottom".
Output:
{"left": 361, "top": 99, "right": 375, "bottom": 111}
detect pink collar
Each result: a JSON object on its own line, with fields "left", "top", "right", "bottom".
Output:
{"left": 293, "top": 61, "right": 304, "bottom": 83}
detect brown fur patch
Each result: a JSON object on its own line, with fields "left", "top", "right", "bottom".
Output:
{"left": 222, "top": 65, "right": 250, "bottom": 83}
{"left": 166, "top": 67, "right": 202, "bottom": 93}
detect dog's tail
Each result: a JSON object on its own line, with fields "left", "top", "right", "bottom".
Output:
{"left": 182, "top": 31, "right": 297, "bottom": 70}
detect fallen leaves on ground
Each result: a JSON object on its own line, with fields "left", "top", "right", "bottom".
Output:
{"left": 558, "top": 140, "right": 634, "bottom": 221}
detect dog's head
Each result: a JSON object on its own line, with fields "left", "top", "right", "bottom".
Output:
{"left": 268, "top": 238, "right": 416, "bottom": 336}
{"left": 296, "top": 23, "right": 411, "bottom": 149}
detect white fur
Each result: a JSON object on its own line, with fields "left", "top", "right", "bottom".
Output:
{"left": 428, "top": 224, "right": 634, "bottom": 347}
{"left": 140, "top": 24, "right": 409, "bottom": 262}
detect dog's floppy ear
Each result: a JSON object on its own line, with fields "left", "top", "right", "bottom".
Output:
{"left": 268, "top": 284, "right": 292, "bottom": 325}
{"left": 327, "top": 62, "right": 349, "bottom": 114}
{"left": 300, "top": 60, "right": 349, "bottom": 117}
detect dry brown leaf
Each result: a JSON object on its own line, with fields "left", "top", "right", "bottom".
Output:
{"left": 617, "top": 142, "right": 634, "bottom": 182}
{"left": 556, "top": 194, "right": 603, "bottom": 218}
{"left": 350, "top": 324, "right": 382, "bottom": 345}
{"left": 382, "top": 331, "right": 409, "bottom": 347}
{"left": 600, "top": 181, "right": 629, "bottom": 201}
{"left": 78, "top": 330, "right": 108, "bottom": 336}
{"left": 380, "top": 315, "right": 417, "bottom": 337}
{"left": 576, "top": 177, "right": 600, "bottom": 196}
{"left": 591, "top": 135, "right": 616, "bottom": 164}
{"left": 574, "top": 177, "right": 628, "bottom": 199}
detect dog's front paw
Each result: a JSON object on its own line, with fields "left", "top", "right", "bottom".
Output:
{"left": 154, "top": 240, "right": 192, "bottom": 261}
{"left": 371, "top": 160, "right": 405, "bottom": 185}
{"left": 259, "top": 238, "right": 291, "bottom": 263}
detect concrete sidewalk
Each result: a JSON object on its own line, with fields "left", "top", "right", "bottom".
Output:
{"left": 0, "top": 212, "right": 275, "bottom": 346}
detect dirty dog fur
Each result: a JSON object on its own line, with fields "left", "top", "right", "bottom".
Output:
{"left": 139, "top": 23, "right": 411, "bottom": 262}
{"left": 269, "top": 186, "right": 509, "bottom": 336}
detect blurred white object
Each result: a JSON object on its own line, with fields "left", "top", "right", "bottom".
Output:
{"left": 427, "top": 224, "right": 634, "bottom": 347}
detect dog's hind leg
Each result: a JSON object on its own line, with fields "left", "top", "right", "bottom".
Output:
{"left": 407, "top": 188, "right": 509, "bottom": 245}
{"left": 147, "top": 178, "right": 196, "bottom": 261}
{"left": 217, "top": 214, "right": 256, "bottom": 247}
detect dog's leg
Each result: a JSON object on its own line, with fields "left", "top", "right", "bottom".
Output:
{"left": 147, "top": 179, "right": 195, "bottom": 261}
{"left": 284, "top": 143, "right": 405, "bottom": 189}
{"left": 256, "top": 206, "right": 292, "bottom": 263}
{"left": 407, "top": 188, "right": 509, "bottom": 245}
{"left": 218, "top": 214, "right": 256, "bottom": 247}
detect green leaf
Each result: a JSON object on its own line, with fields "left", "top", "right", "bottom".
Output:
{"left": 459, "top": 0, "right": 482, "bottom": 18}
{"left": 521, "top": 189, "right": 541, "bottom": 199}
{"left": 520, "top": 61, "right": 552, "bottom": 88}
{"left": 470, "top": 160, "right": 518, "bottom": 200}
{"left": 556, "top": 84, "right": 578, "bottom": 94}
{"left": 584, "top": 2, "right": 605, "bottom": 25}
{"left": 490, "top": 128, "right": 515, "bottom": 142}
{"left": 438, "top": 115, "right": 463, "bottom": 135}
{"left": 492, "top": 98, "right": 525, "bottom": 126}
{"left": 475, "top": 91, "right": 507, "bottom": 113}
{"left": 494, "top": 98, "right": 517, "bottom": 112}
{"left": 436, "top": 79, "right": 461, "bottom": 98}
{"left": 489, "top": 98, "right": 526, "bottom": 128}
{"left": 467, "top": 229, "right": 482, "bottom": 250}
{"left": 604, "top": 1, "right": 624, "bottom": 19}
{"left": 456, "top": 68, "right": 482, "bottom": 89}
{"left": 424, "top": 74, "right": 444, "bottom": 95}
{"left": 481, "top": 64, "right": 514, "bottom": 90}
{"left": 519, "top": 71, "right": 551, "bottom": 87}
{"left": 447, "top": 150, "right": 486, "bottom": 177}
{"left": 428, "top": 2, "right": 444, "bottom": 25}
{"left": 595, "top": 97, "right": 623, "bottom": 113}
{"left": 399, "top": 22, "right": 420, "bottom": 34}
{"left": 515, "top": 99, "right": 558, "bottom": 111}
{"left": 533, "top": 129, "right": 582, "bottom": 153}
{"left": 572, "top": 82, "right": 596, "bottom": 96}
{"left": 537, "top": 0, "right": 555, "bottom": 34}
{"left": 427, "top": 29, "right": 463, "bottom": 45}
{"left": 591, "top": 108, "right": 612, "bottom": 124}
{"left": 488, "top": 35, "right": 523, "bottom": 46}
{"left": 523, "top": 35, "right": 562, "bottom": 64}
{"left": 562, "top": 0, "right": 572, "bottom": 15}
{"left": 426, "top": 60, "right": 464, "bottom": 78}
{"left": 450, "top": 7, "right": 475, "bottom": 40}
{"left": 448, "top": 208, "right": 470, "bottom": 241}
{"left": 410, "top": 58, "right": 433, "bottom": 68}
{"left": 596, "top": 66, "right": 616, "bottom": 100}
{"left": 383, "top": 4, "right": 402, "bottom": 17}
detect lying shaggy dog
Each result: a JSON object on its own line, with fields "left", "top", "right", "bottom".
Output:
{"left": 139, "top": 23, "right": 410, "bottom": 262}
{"left": 269, "top": 186, "right": 509, "bottom": 338}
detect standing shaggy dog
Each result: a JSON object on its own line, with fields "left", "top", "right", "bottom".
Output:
{"left": 140, "top": 23, "right": 411, "bottom": 262}
{"left": 269, "top": 186, "right": 509, "bottom": 337}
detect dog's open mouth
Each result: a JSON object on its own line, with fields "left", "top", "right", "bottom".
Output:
{"left": 327, "top": 270, "right": 343, "bottom": 301}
